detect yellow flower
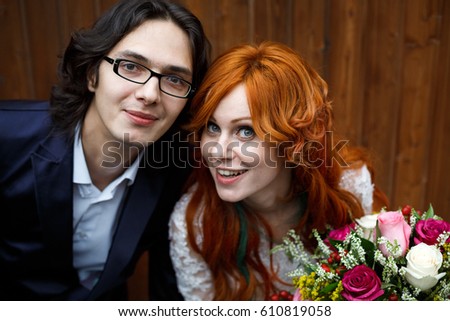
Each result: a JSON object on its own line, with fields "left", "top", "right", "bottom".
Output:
{"left": 331, "top": 281, "right": 343, "bottom": 301}
{"left": 442, "top": 243, "right": 450, "bottom": 262}
{"left": 306, "top": 273, "right": 316, "bottom": 286}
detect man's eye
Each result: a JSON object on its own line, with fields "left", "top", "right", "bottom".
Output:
{"left": 119, "top": 61, "right": 145, "bottom": 74}
{"left": 165, "top": 76, "right": 183, "bottom": 85}
{"left": 124, "top": 63, "right": 137, "bottom": 71}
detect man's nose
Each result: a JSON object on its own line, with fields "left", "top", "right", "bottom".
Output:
{"left": 134, "top": 76, "right": 161, "bottom": 104}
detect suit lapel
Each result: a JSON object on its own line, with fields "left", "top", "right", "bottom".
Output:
{"left": 89, "top": 166, "right": 166, "bottom": 299}
{"left": 31, "top": 132, "right": 74, "bottom": 264}
{"left": 31, "top": 131, "right": 171, "bottom": 298}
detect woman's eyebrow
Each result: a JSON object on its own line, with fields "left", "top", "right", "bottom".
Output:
{"left": 209, "top": 116, "right": 252, "bottom": 124}
{"left": 231, "top": 117, "right": 252, "bottom": 124}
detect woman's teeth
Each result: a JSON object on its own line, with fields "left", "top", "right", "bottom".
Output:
{"left": 217, "top": 169, "right": 247, "bottom": 177}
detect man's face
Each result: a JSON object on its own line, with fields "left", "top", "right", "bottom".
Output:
{"left": 84, "top": 19, "right": 193, "bottom": 151}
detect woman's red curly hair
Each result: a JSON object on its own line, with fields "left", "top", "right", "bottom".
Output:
{"left": 183, "top": 41, "right": 387, "bottom": 300}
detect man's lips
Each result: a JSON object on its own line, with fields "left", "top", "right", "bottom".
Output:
{"left": 125, "top": 110, "right": 158, "bottom": 126}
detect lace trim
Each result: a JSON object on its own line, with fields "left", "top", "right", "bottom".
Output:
{"left": 169, "top": 193, "right": 214, "bottom": 300}
{"left": 338, "top": 164, "right": 374, "bottom": 215}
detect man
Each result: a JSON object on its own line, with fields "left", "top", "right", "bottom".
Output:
{"left": 0, "top": 0, "right": 210, "bottom": 300}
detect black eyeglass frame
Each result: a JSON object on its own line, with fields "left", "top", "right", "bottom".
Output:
{"left": 103, "top": 56, "right": 195, "bottom": 99}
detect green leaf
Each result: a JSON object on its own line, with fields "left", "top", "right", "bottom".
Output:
{"left": 375, "top": 221, "right": 382, "bottom": 242}
{"left": 319, "top": 282, "right": 339, "bottom": 294}
{"left": 411, "top": 208, "right": 421, "bottom": 221}
{"left": 328, "top": 238, "right": 344, "bottom": 249}
{"left": 424, "top": 204, "right": 434, "bottom": 219}
{"left": 381, "top": 283, "right": 396, "bottom": 289}
{"left": 359, "top": 236, "right": 376, "bottom": 267}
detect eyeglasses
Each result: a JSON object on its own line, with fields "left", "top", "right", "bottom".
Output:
{"left": 103, "top": 56, "right": 194, "bottom": 98}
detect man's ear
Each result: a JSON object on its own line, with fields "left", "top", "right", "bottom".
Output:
{"left": 87, "top": 70, "right": 97, "bottom": 92}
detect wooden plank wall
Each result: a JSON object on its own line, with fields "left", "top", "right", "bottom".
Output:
{"left": 182, "top": 0, "right": 450, "bottom": 220}
{"left": 0, "top": 0, "right": 449, "bottom": 300}
{"left": 1, "top": 0, "right": 448, "bottom": 217}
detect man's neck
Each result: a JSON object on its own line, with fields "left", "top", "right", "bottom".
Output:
{"left": 81, "top": 133, "right": 140, "bottom": 191}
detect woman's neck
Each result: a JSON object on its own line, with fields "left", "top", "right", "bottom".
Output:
{"left": 244, "top": 196, "right": 304, "bottom": 244}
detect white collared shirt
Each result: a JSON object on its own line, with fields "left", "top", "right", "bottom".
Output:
{"left": 72, "top": 127, "right": 142, "bottom": 289}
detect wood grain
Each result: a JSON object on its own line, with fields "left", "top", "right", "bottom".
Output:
{"left": 0, "top": 0, "right": 449, "bottom": 300}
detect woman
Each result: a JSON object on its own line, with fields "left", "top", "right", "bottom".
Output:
{"left": 169, "top": 41, "right": 387, "bottom": 300}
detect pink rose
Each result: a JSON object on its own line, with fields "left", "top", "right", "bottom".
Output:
{"left": 325, "top": 223, "right": 355, "bottom": 249}
{"left": 328, "top": 223, "right": 355, "bottom": 241}
{"left": 414, "top": 218, "right": 450, "bottom": 245}
{"left": 377, "top": 211, "right": 411, "bottom": 257}
{"left": 341, "top": 265, "right": 384, "bottom": 301}
{"left": 292, "top": 288, "right": 302, "bottom": 301}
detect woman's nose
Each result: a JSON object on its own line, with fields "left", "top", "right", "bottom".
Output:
{"left": 202, "top": 134, "right": 237, "bottom": 164}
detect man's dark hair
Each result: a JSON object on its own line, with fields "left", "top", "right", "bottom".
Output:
{"left": 50, "top": 0, "right": 210, "bottom": 136}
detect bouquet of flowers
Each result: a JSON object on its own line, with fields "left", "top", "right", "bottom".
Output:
{"left": 273, "top": 205, "right": 450, "bottom": 301}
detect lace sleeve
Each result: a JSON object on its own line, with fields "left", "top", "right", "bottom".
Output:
{"left": 339, "top": 164, "right": 374, "bottom": 215}
{"left": 168, "top": 191, "right": 214, "bottom": 300}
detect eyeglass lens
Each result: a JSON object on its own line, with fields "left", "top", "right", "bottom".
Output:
{"left": 115, "top": 60, "right": 191, "bottom": 98}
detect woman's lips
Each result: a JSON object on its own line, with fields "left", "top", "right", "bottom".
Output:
{"left": 215, "top": 168, "right": 248, "bottom": 185}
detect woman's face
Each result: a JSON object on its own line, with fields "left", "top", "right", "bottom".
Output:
{"left": 200, "top": 84, "right": 293, "bottom": 208}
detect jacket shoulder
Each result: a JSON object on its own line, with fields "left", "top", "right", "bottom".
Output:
{"left": 0, "top": 99, "right": 49, "bottom": 111}
{"left": 0, "top": 100, "right": 51, "bottom": 128}
{"left": 0, "top": 100, "right": 53, "bottom": 160}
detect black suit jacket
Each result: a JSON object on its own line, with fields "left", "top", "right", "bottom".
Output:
{"left": 0, "top": 100, "right": 187, "bottom": 300}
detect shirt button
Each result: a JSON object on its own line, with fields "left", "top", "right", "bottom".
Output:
{"left": 77, "top": 232, "right": 88, "bottom": 239}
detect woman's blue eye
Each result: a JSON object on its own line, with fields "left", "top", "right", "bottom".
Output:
{"left": 206, "top": 122, "right": 220, "bottom": 133}
{"left": 238, "top": 126, "right": 255, "bottom": 139}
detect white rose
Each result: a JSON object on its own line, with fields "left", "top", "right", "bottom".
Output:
{"left": 356, "top": 214, "right": 379, "bottom": 241}
{"left": 402, "top": 243, "right": 446, "bottom": 291}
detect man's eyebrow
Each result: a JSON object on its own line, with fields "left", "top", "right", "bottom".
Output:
{"left": 166, "top": 65, "right": 193, "bottom": 79}
{"left": 117, "top": 50, "right": 148, "bottom": 63}
{"left": 116, "top": 50, "right": 193, "bottom": 78}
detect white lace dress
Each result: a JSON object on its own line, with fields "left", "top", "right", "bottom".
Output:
{"left": 169, "top": 165, "right": 374, "bottom": 300}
